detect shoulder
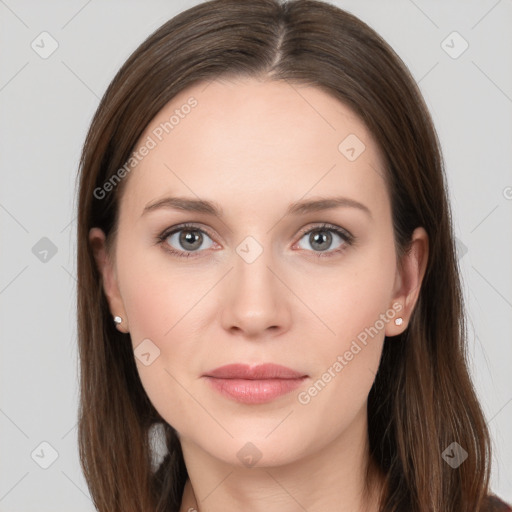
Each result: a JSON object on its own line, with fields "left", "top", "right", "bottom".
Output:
{"left": 481, "top": 494, "right": 512, "bottom": 512}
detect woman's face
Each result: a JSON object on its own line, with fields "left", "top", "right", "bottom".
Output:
{"left": 90, "top": 77, "right": 426, "bottom": 468}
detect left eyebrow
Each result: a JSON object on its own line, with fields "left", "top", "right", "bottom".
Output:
{"left": 141, "top": 195, "right": 372, "bottom": 220}
{"left": 286, "top": 196, "right": 372, "bottom": 219}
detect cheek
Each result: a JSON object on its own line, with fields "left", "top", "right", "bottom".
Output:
{"left": 302, "top": 240, "right": 396, "bottom": 351}
{"left": 295, "top": 240, "right": 396, "bottom": 403}
{"left": 121, "top": 275, "right": 197, "bottom": 430}
{"left": 115, "top": 246, "right": 212, "bottom": 426}
{"left": 117, "top": 238, "right": 199, "bottom": 343}
{"left": 293, "top": 283, "right": 393, "bottom": 445}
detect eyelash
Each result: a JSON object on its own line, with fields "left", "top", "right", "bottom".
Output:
{"left": 156, "top": 222, "right": 354, "bottom": 259}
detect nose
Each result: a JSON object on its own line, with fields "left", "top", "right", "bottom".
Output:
{"left": 220, "top": 241, "right": 292, "bottom": 339}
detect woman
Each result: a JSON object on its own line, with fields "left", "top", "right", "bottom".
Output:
{"left": 76, "top": 0, "right": 511, "bottom": 510}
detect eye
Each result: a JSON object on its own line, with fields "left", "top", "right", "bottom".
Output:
{"left": 157, "top": 223, "right": 215, "bottom": 258}
{"left": 294, "top": 223, "right": 353, "bottom": 257}
{"left": 157, "top": 222, "right": 354, "bottom": 259}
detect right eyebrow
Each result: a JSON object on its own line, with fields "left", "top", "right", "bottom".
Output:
{"left": 141, "top": 196, "right": 223, "bottom": 218}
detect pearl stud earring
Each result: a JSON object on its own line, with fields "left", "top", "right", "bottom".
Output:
{"left": 113, "top": 316, "right": 123, "bottom": 325}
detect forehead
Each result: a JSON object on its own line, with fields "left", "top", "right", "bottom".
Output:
{"left": 119, "top": 77, "right": 388, "bottom": 221}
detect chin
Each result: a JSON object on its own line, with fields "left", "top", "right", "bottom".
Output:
{"left": 196, "top": 433, "right": 309, "bottom": 470}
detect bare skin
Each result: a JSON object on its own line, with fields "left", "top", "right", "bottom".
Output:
{"left": 90, "top": 77, "right": 428, "bottom": 512}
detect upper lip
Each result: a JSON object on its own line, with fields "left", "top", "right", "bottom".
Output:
{"left": 203, "top": 363, "right": 308, "bottom": 380}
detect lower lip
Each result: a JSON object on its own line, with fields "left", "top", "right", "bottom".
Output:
{"left": 203, "top": 376, "right": 308, "bottom": 404}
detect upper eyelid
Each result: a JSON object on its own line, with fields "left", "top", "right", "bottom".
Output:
{"left": 162, "top": 223, "right": 216, "bottom": 242}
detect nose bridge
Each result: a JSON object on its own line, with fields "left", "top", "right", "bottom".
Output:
{"left": 235, "top": 234, "right": 275, "bottom": 292}
{"left": 220, "top": 233, "right": 290, "bottom": 335}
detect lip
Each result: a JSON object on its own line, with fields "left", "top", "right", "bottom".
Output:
{"left": 202, "top": 364, "right": 309, "bottom": 404}
{"left": 203, "top": 363, "right": 307, "bottom": 380}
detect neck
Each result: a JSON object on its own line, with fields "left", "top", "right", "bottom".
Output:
{"left": 178, "top": 407, "right": 385, "bottom": 512}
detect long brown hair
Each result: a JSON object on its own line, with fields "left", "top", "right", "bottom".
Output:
{"left": 76, "top": 1, "right": 494, "bottom": 510}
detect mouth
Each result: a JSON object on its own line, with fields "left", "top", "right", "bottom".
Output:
{"left": 202, "top": 363, "right": 309, "bottom": 404}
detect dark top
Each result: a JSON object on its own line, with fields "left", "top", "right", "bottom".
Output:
{"left": 485, "top": 495, "right": 512, "bottom": 511}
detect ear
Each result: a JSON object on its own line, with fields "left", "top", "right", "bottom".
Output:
{"left": 89, "top": 227, "right": 129, "bottom": 333}
{"left": 385, "top": 226, "right": 429, "bottom": 337}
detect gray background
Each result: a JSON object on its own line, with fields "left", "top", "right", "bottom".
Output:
{"left": 0, "top": 0, "right": 511, "bottom": 510}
